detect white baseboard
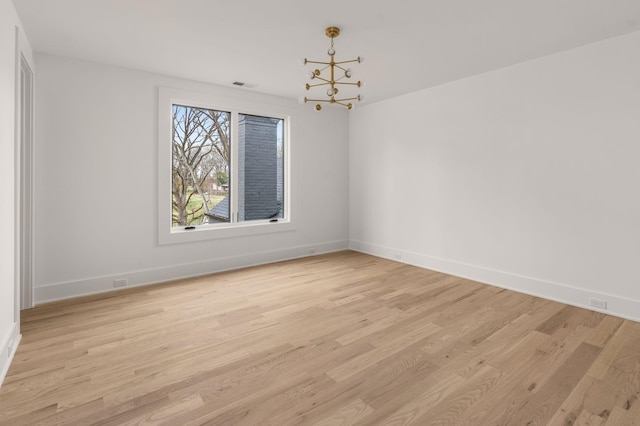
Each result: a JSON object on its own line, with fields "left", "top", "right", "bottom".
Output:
{"left": 0, "top": 322, "right": 21, "bottom": 389}
{"left": 35, "top": 240, "right": 349, "bottom": 305}
{"left": 32, "top": 237, "right": 640, "bottom": 322}
{"left": 349, "top": 239, "right": 640, "bottom": 323}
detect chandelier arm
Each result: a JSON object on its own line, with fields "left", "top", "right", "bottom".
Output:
{"left": 333, "top": 75, "right": 355, "bottom": 83}
{"left": 305, "top": 60, "right": 332, "bottom": 65}
{"left": 333, "top": 59, "right": 361, "bottom": 65}
{"left": 334, "top": 96, "right": 360, "bottom": 102}
{"left": 308, "top": 78, "right": 331, "bottom": 86}
{"left": 334, "top": 81, "right": 361, "bottom": 86}
{"left": 306, "top": 82, "right": 331, "bottom": 90}
{"left": 333, "top": 100, "right": 355, "bottom": 109}
{"left": 307, "top": 95, "right": 359, "bottom": 106}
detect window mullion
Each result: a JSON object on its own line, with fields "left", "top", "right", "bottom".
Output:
{"left": 230, "top": 111, "right": 240, "bottom": 223}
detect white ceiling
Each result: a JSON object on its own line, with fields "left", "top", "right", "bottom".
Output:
{"left": 12, "top": 0, "right": 640, "bottom": 105}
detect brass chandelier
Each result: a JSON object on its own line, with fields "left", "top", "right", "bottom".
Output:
{"left": 300, "top": 27, "right": 362, "bottom": 111}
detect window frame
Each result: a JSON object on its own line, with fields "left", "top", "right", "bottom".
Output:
{"left": 158, "top": 87, "right": 296, "bottom": 245}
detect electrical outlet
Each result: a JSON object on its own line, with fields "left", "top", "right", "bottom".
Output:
{"left": 589, "top": 298, "right": 607, "bottom": 310}
{"left": 113, "top": 279, "right": 128, "bottom": 288}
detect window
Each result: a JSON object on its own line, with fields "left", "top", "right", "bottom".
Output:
{"left": 158, "top": 87, "right": 295, "bottom": 244}
{"left": 172, "top": 105, "right": 231, "bottom": 227}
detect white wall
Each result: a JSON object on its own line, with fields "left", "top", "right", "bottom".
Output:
{"left": 33, "top": 54, "right": 350, "bottom": 302}
{"left": 0, "top": 0, "right": 33, "bottom": 386}
{"left": 350, "top": 30, "right": 640, "bottom": 321}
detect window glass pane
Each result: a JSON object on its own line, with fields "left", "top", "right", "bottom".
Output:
{"left": 238, "top": 114, "right": 284, "bottom": 222}
{"left": 172, "top": 104, "right": 230, "bottom": 227}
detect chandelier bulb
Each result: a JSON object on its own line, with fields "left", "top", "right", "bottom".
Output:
{"left": 326, "top": 89, "right": 334, "bottom": 96}
{"left": 307, "top": 71, "right": 316, "bottom": 79}
{"left": 315, "top": 104, "right": 322, "bottom": 111}
{"left": 357, "top": 56, "right": 364, "bottom": 63}
{"left": 345, "top": 68, "right": 352, "bottom": 78}
{"left": 328, "top": 48, "right": 335, "bottom": 56}
{"left": 298, "top": 96, "right": 307, "bottom": 104}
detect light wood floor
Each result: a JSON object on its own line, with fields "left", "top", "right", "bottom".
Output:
{"left": 1, "top": 251, "right": 639, "bottom": 425}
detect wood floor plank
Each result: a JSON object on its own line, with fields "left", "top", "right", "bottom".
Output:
{"left": 507, "top": 342, "right": 602, "bottom": 425}
{"left": 412, "top": 365, "right": 503, "bottom": 425}
{"left": 547, "top": 373, "right": 603, "bottom": 425}
{"left": 353, "top": 369, "right": 469, "bottom": 425}
{"left": 586, "top": 315, "right": 625, "bottom": 348}
{"left": 588, "top": 321, "right": 636, "bottom": 380}
{"left": 1, "top": 251, "right": 639, "bottom": 425}
{"left": 312, "top": 399, "right": 374, "bottom": 426}
{"left": 574, "top": 409, "right": 607, "bottom": 426}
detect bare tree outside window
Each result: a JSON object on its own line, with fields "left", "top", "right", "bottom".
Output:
{"left": 172, "top": 105, "right": 230, "bottom": 227}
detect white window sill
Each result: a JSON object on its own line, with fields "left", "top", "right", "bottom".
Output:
{"left": 159, "top": 220, "right": 296, "bottom": 245}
